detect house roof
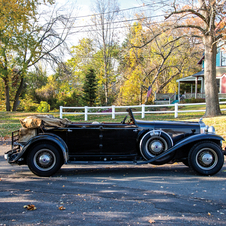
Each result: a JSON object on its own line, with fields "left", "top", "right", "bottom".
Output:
{"left": 176, "top": 75, "right": 203, "bottom": 83}
{"left": 192, "top": 70, "right": 204, "bottom": 77}
{"left": 197, "top": 56, "right": 204, "bottom": 65}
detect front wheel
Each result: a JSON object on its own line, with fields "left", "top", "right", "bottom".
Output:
{"left": 27, "top": 143, "right": 63, "bottom": 177}
{"left": 188, "top": 141, "right": 224, "bottom": 176}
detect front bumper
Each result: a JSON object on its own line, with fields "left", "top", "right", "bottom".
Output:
{"left": 4, "top": 146, "right": 23, "bottom": 164}
{"left": 4, "top": 139, "right": 26, "bottom": 165}
{"left": 4, "top": 130, "right": 25, "bottom": 164}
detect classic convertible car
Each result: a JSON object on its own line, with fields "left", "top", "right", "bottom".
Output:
{"left": 4, "top": 108, "right": 226, "bottom": 177}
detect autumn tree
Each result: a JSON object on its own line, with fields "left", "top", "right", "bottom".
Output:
{"left": 156, "top": 0, "right": 226, "bottom": 116}
{"left": 67, "top": 38, "right": 119, "bottom": 105}
{"left": 118, "top": 21, "right": 201, "bottom": 105}
{"left": 35, "top": 62, "right": 83, "bottom": 109}
{"left": 90, "top": 0, "right": 121, "bottom": 105}
{"left": 23, "top": 64, "right": 48, "bottom": 101}
{"left": 0, "top": 0, "right": 75, "bottom": 111}
{"left": 67, "top": 38, "right": 95, "bottom": 102}
{"left": 117, "top": 23, "right": 147, "bottom": 105}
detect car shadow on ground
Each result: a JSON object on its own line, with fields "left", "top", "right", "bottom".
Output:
{"left": 55, "top": 164, "right": 204, "bottom": 177}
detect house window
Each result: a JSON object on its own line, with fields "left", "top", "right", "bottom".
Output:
{"left": 221, "top": 51, "right": 226, "bottom": 66}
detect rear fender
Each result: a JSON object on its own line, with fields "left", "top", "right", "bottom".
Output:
{"left": 14, "top": 133, "right": 69, "bottom": 164}
{"left": 137, "top": 133, "right": 224, "bottom": 165}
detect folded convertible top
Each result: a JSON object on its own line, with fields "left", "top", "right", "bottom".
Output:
{"left": 20, "top": 115, "right": 71, "bottom": 129}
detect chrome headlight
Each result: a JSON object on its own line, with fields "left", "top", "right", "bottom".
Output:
{"left": 208, "top": 126, "right": 215, "bottom": 133}
{"left": 199, "top": 118, "right": 215, "bottom": 134}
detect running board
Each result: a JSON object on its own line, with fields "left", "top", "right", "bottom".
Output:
{"left": 67, "top": 160, "right": 143, "bottom": 165}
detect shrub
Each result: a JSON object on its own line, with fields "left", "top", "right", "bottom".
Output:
{"left": 17, "top": 95, "right": 39, "bottom": 112}
{"left": 181, "top": 98, "right": 205, "bottom": 103}
{"left": 37, "top": 101, "right": 50, "bottom": 113}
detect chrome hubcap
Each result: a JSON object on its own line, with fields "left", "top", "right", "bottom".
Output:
{"left": 196, "top": 148, "right": 218, "bottom": 170}
{"left": 39, "top": 154, "right": 51, "bottom": 166}
{"left": 150, "top": 141, "right": 163, "bottom": 154}
{"left": 34, "top": 149, "right": 56, "bottom": 171}
{"left": 200, "top": 153, "right": 213, "bottom": 165}
{"left": 146, "top": 136, "right": 168, "bottom": 157}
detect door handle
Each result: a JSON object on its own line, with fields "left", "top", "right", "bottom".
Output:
{"left": 68, "top": 129, "right": 72, "bottom": 132}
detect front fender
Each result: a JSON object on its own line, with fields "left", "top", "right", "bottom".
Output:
{"left": 13, "top": 133, "right": 69, "bottom": 164}
{"left": 137, "top": 133, "right": 224, "bottom": 165}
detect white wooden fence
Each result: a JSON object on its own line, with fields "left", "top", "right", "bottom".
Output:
{"left": 59, "top": 102, "right": 226, "bottom": 120}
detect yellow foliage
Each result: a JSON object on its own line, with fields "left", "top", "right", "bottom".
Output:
{"left": 117, "top": 20, "right": 202, "bottom": 105}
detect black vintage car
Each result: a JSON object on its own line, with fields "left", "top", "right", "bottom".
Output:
{"left": 4, "top": 109, "right": 226, "bottom": 177}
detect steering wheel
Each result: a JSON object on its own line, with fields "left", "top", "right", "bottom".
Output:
{"left": 121, "top": 115, "right": 128, "bottom": 124}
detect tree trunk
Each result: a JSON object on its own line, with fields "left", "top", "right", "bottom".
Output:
{"left": 102, "top": 32, "right": 108, "bottom": 105}
{"left": 140, "top": 85, "right": 142, "bottom": 104}
{"left": 4, "top": 78, "right": 11, "bottom": 111}
{"left": 12, "top": 77, "right": 24, "bottom": 111}
{"left": 203, "top": 35, "right": 221, "bottom": 116}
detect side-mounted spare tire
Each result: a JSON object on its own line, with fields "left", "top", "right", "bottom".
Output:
{"left": 188, "top": 141, "right": 224, "bottom": 176}
{"left": 27, "top": 143, "right": 63, "bottom": 177}
{"left": 139, "top": 130, "right": 174, "bottom": 165}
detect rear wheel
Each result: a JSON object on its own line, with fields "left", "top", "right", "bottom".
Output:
{"left": 27, "top": 143, "right": 63, "bottom": 177}
{"left": 188, "top": 141, "right": 224, "bottom": 176}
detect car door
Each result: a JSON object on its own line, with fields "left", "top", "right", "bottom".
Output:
{"left": 100, "top": 124, "right": 138, "bottom": 155}
{"left": 66, "top": 124, "right": 101, "bottom": 155}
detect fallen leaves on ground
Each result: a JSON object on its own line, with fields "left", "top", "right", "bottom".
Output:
{"left": 148, "top": 219, "right": 155, "bottom": 224}
{"left": 59, "top": 206, "right": 66, "bottom": 210}
{"left": 23, "top": 204, "right": 36, "bottom": 211}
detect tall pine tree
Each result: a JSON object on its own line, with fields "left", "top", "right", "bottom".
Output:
{"left": 83, "top": 68, "right": 97, "bottom": 106}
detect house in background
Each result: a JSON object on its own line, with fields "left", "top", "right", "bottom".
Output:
{"left": 176, "top": 48, "right": 226, "bottom": 102}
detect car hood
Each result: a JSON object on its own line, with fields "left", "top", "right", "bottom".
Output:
{"left": 135, "top": 119, "right": 201, "bottom": 134}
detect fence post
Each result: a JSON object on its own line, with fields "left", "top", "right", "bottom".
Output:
{"left": 112, "top": 105, "right": 115, "bottom": 119}
{"left": 142, "top": 104, "right": 145, "bottom": 118}
{"left": 60, "top": 106, "right": 63, "bottom": 119}
{"left": 85, "top": 106, "right": 88, "bottom": 121}
{"left": 174, "top": 103, "right": 178, "bottom": 118}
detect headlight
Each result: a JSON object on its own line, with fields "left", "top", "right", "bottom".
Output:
{"left": 208, "top": 126, "right": 215, "bottom": 133}
{"left": 199, "top": 118, "right": 215, "bottom": 134}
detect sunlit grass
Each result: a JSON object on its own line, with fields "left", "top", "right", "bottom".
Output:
{"left": 0, "top": 111, "right": 59, "bottom": 139}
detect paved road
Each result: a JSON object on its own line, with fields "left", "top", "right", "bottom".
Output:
{"left": 0, "top": 145, "right": 226, "bottom": 226}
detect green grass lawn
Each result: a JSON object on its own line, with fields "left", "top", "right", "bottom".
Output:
{"left": 0, "top": 111, "right": 59, "bottom": 139}
{"left": 1, "top": 107, "right": 226, "bottom": 147}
